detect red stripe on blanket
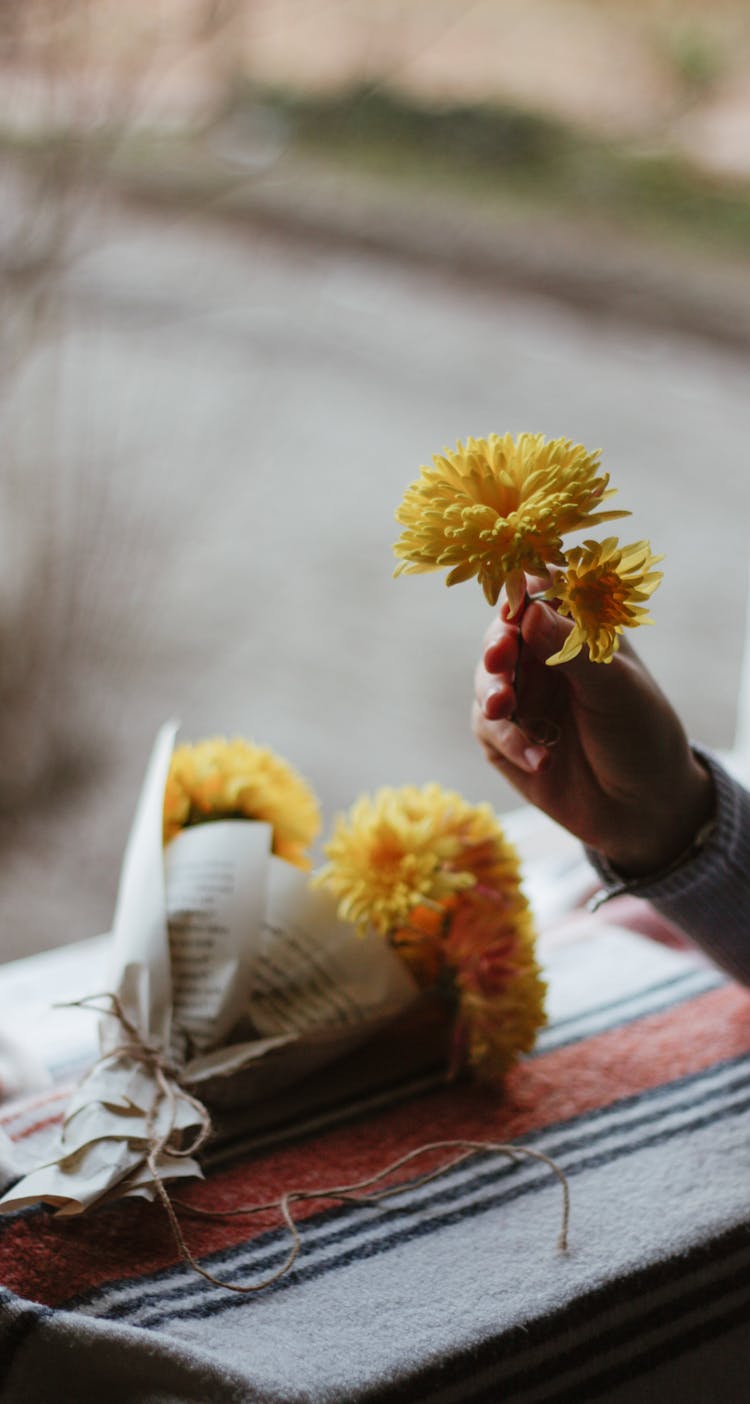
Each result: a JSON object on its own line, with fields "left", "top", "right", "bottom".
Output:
{"left": 12, "top": 1112, "right": 65, "bottom": 1142}
{"left": 0, "top": 1086, "right": 70, "bottom": 1132}
{"left": 2, "top": 982, "right": 749, "bottom": 1307}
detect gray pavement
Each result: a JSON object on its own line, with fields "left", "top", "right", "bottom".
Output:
{"left": 1, "top": 190, "right": 749, "bottom": 960}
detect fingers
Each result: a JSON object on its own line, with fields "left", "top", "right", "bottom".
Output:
{"left": 473, "top": 655, "right": 514, "bottom": 719}
{"left": 519, "top": 600, "right": 572, "bottom": 660}
{"left": 472, "top": 701, "right": 551, "bottom": 776}
{"left": 520, "top": 600, "right": 637, "bottom": 704}
{"left": 482, "top": 612, "right": 520, "bottom": 664}
{"left": 476, "top": 615, "right": 519, "bottom": 720}
{"left": 520, "top": 600, "right": 609, "bottom": 688}
{"left": 474, "top": 633, "right": 516, "bottom": 719}
{"left": 484, "top": 679, "right": 515, "bottom": 721}
{"left": 483, "top": 627, "right": 519, "bottom": 677}
{"left": 475, "top": 595, "right": 564, "bottom": 779}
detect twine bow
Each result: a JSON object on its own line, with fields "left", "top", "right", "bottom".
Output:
{"left": 65, "top": 991, "right": 212, "bottom": 1161}
{"left": 59, "top": 993, "right": 570, "bottom": 1293}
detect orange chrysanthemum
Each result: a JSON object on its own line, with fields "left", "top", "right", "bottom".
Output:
{"left": 444, "top": 888, "right": 545, "bottom": 1080}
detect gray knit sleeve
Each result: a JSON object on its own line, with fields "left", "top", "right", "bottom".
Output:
{"left": 586, "top": 747, "right": 750, "bottom": 985}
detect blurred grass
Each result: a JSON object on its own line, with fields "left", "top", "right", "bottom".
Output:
{"left": 225, "top": 81, "right": 750, "bottom": 258}
{"left": 3, "top": 79, "right": 750, "bottom": 263}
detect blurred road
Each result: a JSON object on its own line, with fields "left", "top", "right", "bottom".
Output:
{"left": 2, "top": 192, "right": 749, "bottom": 958}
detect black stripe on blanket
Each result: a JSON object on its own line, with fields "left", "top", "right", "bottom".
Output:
{"left": 542, "top": 1293, "right": 750, "bottom": 1404}
{"left": 0, "top": 1290, "right": 52, "bottom": 1395}
{"left": 206, "top": 1069, "right": 447, "bottom": 1171}
{"left": 75, "top": 1050, "right": 750, "bottom": 1329}
{"left": 367, "top": 1223, "right": 750, "bottom": 1403}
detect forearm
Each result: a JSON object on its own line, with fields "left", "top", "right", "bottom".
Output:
{"left": 586, "top": 748, "right": 750, "bottom": 986}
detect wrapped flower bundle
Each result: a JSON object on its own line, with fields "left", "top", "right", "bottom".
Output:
{"left": 393, "top": 432, "right": 662, "bottom": 663}
{"left": 0, "top": 719, "right": 549, "bottom": 1223}
{"left": 317, "top": 784, "right": 546, "bottom": 1081}
{"left": 0, "top": 724, "right": 419, "bottom": 1215}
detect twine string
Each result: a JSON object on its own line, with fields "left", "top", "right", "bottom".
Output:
{"left": 60, "top": 993, "right": 213, "bottom": 1162}
{"left": 58, "top": 993, "right": 570, "bottom": 1294}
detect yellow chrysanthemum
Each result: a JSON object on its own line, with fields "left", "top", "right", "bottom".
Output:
{"left": 320, "top": 786, "right": 480, "bottom": 937}
{"left": 545, "top": 537, "right": 663, "bottom": 666}
{"left": 318, "top": 783, "right": 545, "bottom": 1078}
{"left": 163, "top": 737, "right": 321, "bottom": 869}
{"left": 316, "top": 785, "right": 502, "bottom": 938}
{"left": 393, "top": 432, "right": 629, "bottom": 613}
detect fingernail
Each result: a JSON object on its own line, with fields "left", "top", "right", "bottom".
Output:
{"left": 523, "top": 745, "right": 549, "bottom": 772}
{"left": 484, "top": 688, "right": 508, "bottom": 720}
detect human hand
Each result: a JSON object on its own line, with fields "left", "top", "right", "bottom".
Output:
{"left": 472, "top": 585, "right": 715, "bottom": 877}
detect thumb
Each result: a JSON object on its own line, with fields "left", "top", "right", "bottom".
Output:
{"left": 520, "top": 600, "right": 625, "bottom": 698}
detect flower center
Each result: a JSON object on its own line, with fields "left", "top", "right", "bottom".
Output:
{"left": 571, "top": 568, "right": 627, "bottom": 624}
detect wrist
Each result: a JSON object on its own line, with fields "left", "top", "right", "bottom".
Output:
{"left": 599, "top": 752, "right": 716, "bottom": 881}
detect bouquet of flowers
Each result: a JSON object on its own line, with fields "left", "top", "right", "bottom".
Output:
{"left": 393, "top": 432, "right": 662, "bottom": 662}
{"left": 0, "top": 723, "right": 419, "bottom": 1215}
{"left": 0, "top": 720, "right": 548, "bottom": 1220}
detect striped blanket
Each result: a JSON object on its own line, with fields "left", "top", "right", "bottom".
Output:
{"left": 1, "top": 920, "right": 750, "bottom": 1403}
